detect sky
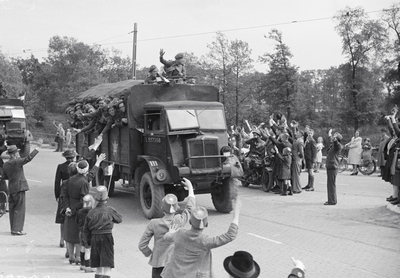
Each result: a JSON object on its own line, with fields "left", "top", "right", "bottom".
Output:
{"left": 0, "top": 0, "right": 396, "bottom": 73}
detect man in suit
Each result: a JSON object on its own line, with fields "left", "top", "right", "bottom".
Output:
{"left": 161, "top": 199, "right": 242, "bottom": 278}
{"left": 303, "top": 129, "right": 317, "bottom": 191}
{"left": 3, "top": 145, "right": 39, "bottom": 235}
{"left": 325, "top": 129, "right": 343, "bottom": 205}
{"left": 138, "top": 178, "right": 196, "bottom": 278}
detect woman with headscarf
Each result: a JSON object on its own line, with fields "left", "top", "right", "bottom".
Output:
{"left": 63, "top": 160, "right": 91, "bottom": 265}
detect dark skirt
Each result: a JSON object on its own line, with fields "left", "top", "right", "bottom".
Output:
{"left": 55, "top": 199, "right": 65, "bottom": 224}
{"left": 90, "top": 234, "right": 115, "bottom": 268}
{"left": 64, "top": 215, "right": 80, "bottom": 244}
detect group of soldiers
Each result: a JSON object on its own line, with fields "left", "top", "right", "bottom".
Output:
{"left": 65, "top": 95, "right": 128, "bottom": 139}
{"left": 64, "top": 50, "right": 188, "bottom": 139}
{"left": 144, "top": 49, "right": 193, "bottom": 85}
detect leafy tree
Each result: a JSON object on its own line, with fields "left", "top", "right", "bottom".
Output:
{"left": 205, "top": 32, "right": 232, "bottom": 104}
{"left": 0, "top": 52, "right": 24, "bottom": 98}
{"left": 259, "top": 29, "right": 298, "bottom": 121}
{"left": 102, "top": 48, "right": 132, "bottom": 83}
{"left": 334, "top": 6, "right": 388, "bottom": 130}
{"left": 228, "top": 39, "right": 253, "bottom": 125}
{"left": 381, "top": 3, "right": 400, "bottom": 108}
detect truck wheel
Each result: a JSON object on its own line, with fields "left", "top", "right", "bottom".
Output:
{"left": 211, "top": 177, "right": 239, "bottom": 213}
{"left": 140, "top": 172, "right": 165, "bottom": 219}
{"left": 19, "top": 142, "right": 30, "bottom": 158}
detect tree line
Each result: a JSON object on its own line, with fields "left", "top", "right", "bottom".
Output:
{"left": 0, "top": 5, "right": 399, "bottom": 134}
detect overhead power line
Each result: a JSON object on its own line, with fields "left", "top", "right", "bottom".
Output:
{"left": 9, "top": 9, "right": 383, "bottom": 56}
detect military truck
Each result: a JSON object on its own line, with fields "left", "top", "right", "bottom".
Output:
{"left": 75, "top": 79, "right": 242, "bottom": 219}
{"left": 0, "top": 98, "right": 32, "bottom": 156}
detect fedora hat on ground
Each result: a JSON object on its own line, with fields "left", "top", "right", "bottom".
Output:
{"left": 7, "top": 145, "right": 20, "bottom": 154}
{"left": 223, "top": 251, "right": 260, "bottom": 278}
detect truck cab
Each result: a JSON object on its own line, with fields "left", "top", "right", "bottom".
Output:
{"left": 0, "top": 99, "right": 32, "bottom": 156}
{"left": 75, "top": 80, "right": 242, "bottom": 219}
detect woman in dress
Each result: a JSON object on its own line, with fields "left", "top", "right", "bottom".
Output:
{"left": 63, "top": 160, "right": 91, "bottom": 265}
{"left": 345, "top": 130, "right": 362, "bottom": 175}
{"left": 314, "top": 137, "right": 324, "bottom": 173}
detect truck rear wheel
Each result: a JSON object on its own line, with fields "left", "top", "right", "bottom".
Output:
{"left": 211, "top": 177, "right": 239, "bottom": 213}
{"left": 140, "top": 172, "right": 165, "bottom": 219}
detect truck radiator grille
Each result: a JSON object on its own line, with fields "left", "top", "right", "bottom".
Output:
{"left": 6, "top": 122, "right": 23, "bottom": 137}
{"left": 188, "top": 138, "right": 220, "bottom": 170}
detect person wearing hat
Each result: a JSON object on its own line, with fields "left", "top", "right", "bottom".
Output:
{"left": 144, "top": 65, "right": 162, "bottom": 84}
{"left": 223, "top": 250, "right": 260, "bottom": 278}
{"left": 63, "top": 159, "right": 93, "bottom": 265}
{"left": 83, "top": 186, "right": 122, "bottom": 278}
{"left": 54, "top": 149, "right": 77, "bottom": 250}
{"left": 324, "top": 129, "right": 343, "bottom": 205}
{"left": 76, "top": 194, "right": 96, "bottom": 273}
{"left": 243, "top": 129, "right": 266, "bottom": 172}
{"left": 161, "top": 198, "right": 242, "bottom": 278}
{"left": 138, "top": 178, "right": 196, "bottom": 278}
{"left": 159, "top": 49, "right": 186, "bottom": 80}
{"left": 3, "top": 145, "right": 39, "bottom": 235}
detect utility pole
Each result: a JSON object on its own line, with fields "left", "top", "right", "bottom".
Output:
{"left": 131, "top": 23, "right": 138, "bottom": 80}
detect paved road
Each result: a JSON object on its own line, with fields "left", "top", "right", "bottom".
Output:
{"left": 0, "top": 148, "right": 399, "bottom": 278}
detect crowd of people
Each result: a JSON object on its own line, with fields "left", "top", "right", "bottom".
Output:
{"left": 53, "top": 136, "right": 123, "bottom": 278}
{"left": 227, "top": 113, "right": 345, "bottom": 204}
{"left": 378, "top": 105, "right": 400, "bottom": 207}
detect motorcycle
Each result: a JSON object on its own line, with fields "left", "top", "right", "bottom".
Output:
{"left": 240, "top": 153, "right": 273, "bottom": 192}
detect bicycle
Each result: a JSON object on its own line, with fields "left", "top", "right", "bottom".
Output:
{"left": 358, "top": 147, "right": 377, "bottom": 176}
{"left": 338, "top": 147, "right": 349, "bottom": 173}
{"left": 338, "top": 146, "right": 377, "bottom": 175}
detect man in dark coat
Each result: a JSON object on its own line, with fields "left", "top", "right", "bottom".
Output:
{"left": 3, "top": 145, "right": 39, "bottom": 235}
{"left": 303, "top": 129, "right": 317, "bottom": 191}
{"left": 325, "top": 129, "right": 343, "bottom": 205}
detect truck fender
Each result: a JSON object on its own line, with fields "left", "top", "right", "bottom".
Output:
{"left": 136, "top": 156, "right": 172, "bottom": 185}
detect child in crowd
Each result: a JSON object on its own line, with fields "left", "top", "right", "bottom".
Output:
{"left": 83, "top": 186, "right": 122, "bottom": 278}
{"left": 275, "top": 146, "right": 293, "bottom": 196}
{"left": 76, "top": 194, "right": 95, "bottom": 273}
{"left": 138, "top": 178, "right": 195, "bottom": 278}
{"left": 362, "top": 137, "right": 373, "bottom": 162}
{"left": 315, "top": 136, "right": 324, "bottom": 173}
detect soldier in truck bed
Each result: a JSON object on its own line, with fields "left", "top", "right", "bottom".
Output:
{"left": 75, "top": 97, "right": 110, "bottom": 135}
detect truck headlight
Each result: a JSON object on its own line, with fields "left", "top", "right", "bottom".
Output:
{"left": 156, "top": 169, "right": 167, "bottom": 181}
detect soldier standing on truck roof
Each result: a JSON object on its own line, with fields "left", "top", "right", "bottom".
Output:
{"left": 159, "top": 49, "right": 186, "bottom": 81}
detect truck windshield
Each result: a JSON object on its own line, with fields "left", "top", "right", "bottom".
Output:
{"left": 166, "top": 109, "right": 199, "bottom": 130}
{"left": 11, "top": 108, "right": 25, "bottom": 118}
{"left": 196, "top": 109, "right": 225, "bottom": 130}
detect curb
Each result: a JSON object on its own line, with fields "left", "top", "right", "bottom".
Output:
{"left": 386, "top": 203, "right": 400, "bottom": 214}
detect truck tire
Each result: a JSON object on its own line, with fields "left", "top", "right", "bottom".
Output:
{"left": 211, "top": 177, "right": 239, "bottom": 213}
{"left": 140, "top": 172, "right": 165, "bottom": 219}
{"left": 96, "top": 168, "right": 115, "bottom": 197}
{"left": 19, "top": 142, "right": 30, "bottom": 158}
